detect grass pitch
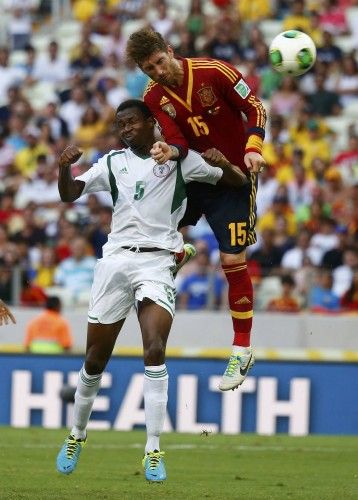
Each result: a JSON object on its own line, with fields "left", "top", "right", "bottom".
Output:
{"left": 1, "top": 428, "right": 357, "bottom": 500}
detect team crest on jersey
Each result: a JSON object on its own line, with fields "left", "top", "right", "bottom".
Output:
{"left": 161, "top": 102, "right": 176, "bottom": 118}
{"left": 153, "top": 163, "right": 170, "bottom": 178}
{"left": 197, "top": 85, "right": 217, "bottom": 107}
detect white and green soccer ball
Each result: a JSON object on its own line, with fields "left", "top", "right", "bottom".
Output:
{"left": 269, "top": 30, "right": 317, "bottom": 76}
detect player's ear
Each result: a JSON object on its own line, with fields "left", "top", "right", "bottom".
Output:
{"left": 167, "top": 46, "right": 174, "bottom": 57}
{"left": 147, "top": 116, "right": 156, "bottom": 128}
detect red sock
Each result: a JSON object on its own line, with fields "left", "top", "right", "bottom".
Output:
{"left": 222, "top": 263, "right": 253, "bottom": 347}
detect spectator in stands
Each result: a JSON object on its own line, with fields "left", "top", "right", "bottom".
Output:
{"left": 11, "top": 203, "right": 47, "bottom": 248}
{"left": 4, "top": 0, "right": 35, "bottom": 50}
{"left": 235, "top": 0, "right": 272, "bottom": 22}
{"left": 309, "top": 268, "right": 340, "bottom": 312}
{"left": 250, "top": 228, "right": 283, "bottom": 277}
{"left": 150, "top": 1, "right": 176, "bottom": 39}
{"left": 270, "top": 76, "right": 302, "bottom": 118}
{"left": 33, "top": 246, "right": 57, "bottom": 288}
{"left": 177, "top": 247, "right": 225, "bottom": 310}
{"left": 0, "top": 125, "right": 15, "bottom": 178}
{"left": 323, "top": 167, "right": 346, "bottom": 221}
{"left": 122, "top": 58, "right": 149, "bottom": 99}
{"left": 33, "top": 40, "right": 70, "bottom": 85}
{"left": 101, "top": 21, "right": 126, "bottom": 63}
{"left": 299, "top": 119, "right": 332, "bottom": 172}
{"left": 20, "top": 270, "right": 47, "bottom": 307}
{"left": 281, "top": 229, "right": 321, "bottom": 270}
{"left": 204, "top": 24, "right": 242, "bottom": 64}
{"left": 14, "top": 125, "right": 50, "bottom": 178}
{"left": 0, "top": 47, "right": 26, "bottom": 105}
{"left": 321, "top": 224, "right": 350, "bottom": 269}
{"left": 316, "top": 30, "right": 343, "bottom": 64}
{"left": 70, "top": 39, "right": 104, "bottom": 83}
{"left": 24, "top": 295, "right": 73, "bottom": 353}
{"left": 116, "top": 0, "right": 148, "bottom": 23}
{"left": 257, "top": 192, "right": 297, "bottom": 238}
{"left": 59, "top": 86, "right": 88, "bottom": 135}
{"left": 266, "top": 274, "right": 301, "bottom": 313}
{"left": 0, "top": 297, "right": 16, "bottom": 325}
{"left": 54, "top": 235, "right": 96, "bottom": 303}
{"left": 87, "top": 205, "right": 112, "bottom": 259}
{"left": 309, "top": 216, "right": 339, "bottom": 263}
{"left": 74, "top": 105, "right": 106, "bottom": 157}
{"left": 36, "top": 100, "right": 69, "bottom": 141}
{"left": 332, "top": 246, "right": 358, "bottom": 297}
{"left": 185, "top": 0, "right": 206, "bottom": 39}
{"left": 256, "top": 166, "right": 279, "bottom": 218}
{"left": 283, "top": 0, "right": 312, "bottom": 34}
{"left": 335, "top": 54, "right": 358, "bottom": 108}
{"left": 340, "top": 268, "right": 358, "bottom": 311}
{"left": 319, "top": 0, "right": 348, "bottom": 36}
{"left": 0, "top": 265, "right": 12, "bottom": 303}
{"left": 288, "top": 164, "right": 316, "bottom": 212}
{"left": 334, "top": 134, "right": 358, "bottom": 186}
{"left": 89, "top": 0, "right": 117, "bottom": 36}
{"left": 307, "top": 73, "right": 342, "bottom": 116}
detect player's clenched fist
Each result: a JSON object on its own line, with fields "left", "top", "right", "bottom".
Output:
{"left": 201, "top": 148, "right": 229, "bottom": 168}
{"left": 59, "top": 145, "right": 83, "bottom": 168}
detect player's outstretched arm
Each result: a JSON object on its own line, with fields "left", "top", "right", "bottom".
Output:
{"left": 58, "top": 145, "right": 86, "bottom": 202}
{"left": 0, "top": 299, "right": 16, "bottom": 326}
{"left": 202, "top": 148, "right": 249, "bottom": 187}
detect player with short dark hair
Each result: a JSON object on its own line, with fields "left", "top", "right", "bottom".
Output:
{"left": 55, "top": 99, "right": 247, "bottom": 482}
{"left": 126, "top": 28, "right": 267, "bottom": 391}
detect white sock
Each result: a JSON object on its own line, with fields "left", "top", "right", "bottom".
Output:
{"left": 144, "top": 364, "right": 168, "bottom": 454}
{"left": 232, "top": 345, "right": 251, "bottom": 356}
{"left": 71, "top": 365, "right": 102, "bottom": 440}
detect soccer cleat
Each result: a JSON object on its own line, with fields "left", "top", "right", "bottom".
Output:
{"left": 219, "top": 349, "right": 255, "bottom": 391}
{"left": 56, "top": 434, "right": 86, "bottom": 475}
{"left": 142, "top": 450, "right": 166, "bottom": 482}
{"left": 173, "top": 243, "right": 196, "bottom": 277}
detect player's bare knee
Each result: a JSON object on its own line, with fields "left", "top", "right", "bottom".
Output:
{"left": 143, "top": 339, "right": 166, "bottom": 366}
{"left": 84, "top": 357, "right": 105, "bottom": 375}
{"left": 220, "top": 249, "right": 246, "bottom": 265}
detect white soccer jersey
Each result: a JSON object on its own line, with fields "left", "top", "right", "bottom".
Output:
{"left": 76, "top": 148, "right": 223, "bottom": 255}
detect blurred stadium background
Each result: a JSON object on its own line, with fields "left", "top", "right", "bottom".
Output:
{"left": 0, "top": 0, "right": 357, "bottom": 465}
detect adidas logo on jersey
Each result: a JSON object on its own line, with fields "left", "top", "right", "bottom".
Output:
{"left": 235, "top": 296, "right": 251, "bottom": 305}
{"left": 118, "top": 166, "right": 128, "bottom": 174}
{"left": 160, "top": 96, "right": 170, "bottom": 106}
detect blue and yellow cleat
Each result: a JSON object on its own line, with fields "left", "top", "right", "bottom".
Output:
{"left": 142, "top": 450, "right": 166, "bottom": 482}
{"left": 56, "top": 434, "right": 86, "bottom": 475}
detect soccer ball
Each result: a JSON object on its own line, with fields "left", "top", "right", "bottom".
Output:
{"left": 269, "top": 30, "right": 316, "bottom": 76}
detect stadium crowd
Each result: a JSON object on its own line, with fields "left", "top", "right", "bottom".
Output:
{"left": 0, "top": 0, "right": 357, "bottom": 313}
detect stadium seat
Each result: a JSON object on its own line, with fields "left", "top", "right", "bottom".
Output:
{"left": 260, "top": 19, "right": 284, "bottom": 44}
{"left": 23, "top": 81, "right": 57, "bottom": 110}
{"left": 122, "top": 19, "right": 147, "bottom": 40}
{"left": 31, "top": 33, "right": 51, "bottom": 53}
{"left": 255, "top": 276, "right": 282, "bottom": 310}
{"left": 324, "top": 116, "right": 353, "bottom": 152}
{"left": 9, "top": 50, "right": 27, "bottom": 66}
{"left": 335, "top": 35, "right": 355, "bottom": 54}
{"left": 345, "top": 6, "right": 358, "bottom": 44}
{"left": 342, "top": 100, "right": 358, "bottom": 119}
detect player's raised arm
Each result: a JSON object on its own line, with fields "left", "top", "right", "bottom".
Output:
{"left": 202, "top": 148, "right": 249, "bottom": 187}
{"left": 58, "top": 145, "right": 86, "bottom": 202}
{"left": 0, "top": 299, "right": 16, "bottom": 325}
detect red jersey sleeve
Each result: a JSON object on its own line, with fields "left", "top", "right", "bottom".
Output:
{"left": 144, "top": 83, "right": 189, "bottom": 158}
{"left": 214, "top": 62, "right": 267, "bottom": 154}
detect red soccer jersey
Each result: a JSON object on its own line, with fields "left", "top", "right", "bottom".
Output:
{"left": 144, "top": 57, "right": 266, "bottom": 173}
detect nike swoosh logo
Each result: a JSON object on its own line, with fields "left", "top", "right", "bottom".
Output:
{"left": 240, "top": 354, "right": 253, "bottom": 377}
